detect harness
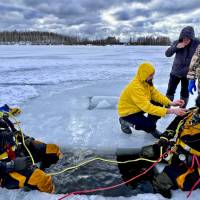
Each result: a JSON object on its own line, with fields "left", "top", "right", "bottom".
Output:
{"left": 177, "top": 139, "right": 200, "bottom": 156}
{"left": 175, "top": 109, "right": 200, "bottom": 156}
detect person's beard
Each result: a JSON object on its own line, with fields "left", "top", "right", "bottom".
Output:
{"left": 146, "top": 79, "right": 153, "bottom": 86}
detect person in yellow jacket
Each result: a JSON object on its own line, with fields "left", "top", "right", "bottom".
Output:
{"left": 118, "top": 62, "right": 186, "bottom": 138}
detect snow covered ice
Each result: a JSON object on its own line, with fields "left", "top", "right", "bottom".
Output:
{"left": 0, "top": 45, "right": 199, "bottom": 199}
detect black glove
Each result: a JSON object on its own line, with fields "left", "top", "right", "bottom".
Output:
{"left": 158, "top": 137, "right": 169, "bottom": 148}
{"left": 24, "top": 136, "right": 35, "bottom": 146}
{"left": 6, "top": 157, "right": 32, "bottom": 172}
{"left": 14, "top": 157, "right": 32, "bottom": 171}
{"left": 14, "top": 132, "right": 35, "bottom": 146}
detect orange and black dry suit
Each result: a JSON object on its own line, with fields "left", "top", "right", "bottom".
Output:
{"left": 155, "top": 107, "right": 200, "bottom": 194}
{"left": 0, "top": 114, "right": 62, "bottom": 193}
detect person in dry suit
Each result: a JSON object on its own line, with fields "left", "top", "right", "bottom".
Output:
{"left": 187, "top": 44, "right": 200, "bottom": 95}
{"left": 165, "top": 26, "right": 200, "bottom": 107}
{"left": 118, "top": 62, "right": 186, "bottom": 138}
{"left": 118, "top": 94, "right": 200, "bottom": 198}
{"left": 0, "top": 110, "right": 63, "bottom": 193}
{"left": 151, "top": 94, "right": 200, "bottom": 198}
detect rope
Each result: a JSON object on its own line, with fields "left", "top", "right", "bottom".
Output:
{"left": 174, "top": 111, "right": 194, "bottom": 138}
{"left": 10, "top": 114, "right": 35, "bottom": 165}
{"left": 9, "top": 110, "right": 200, "bottom": 198}
{"left": 187, "top": 178, "right": 200, "bottom": 198}
{"left": 175, "top": 120, "right": 184, "bottom": 138}
{"left": 9, "top": 114, "right": 165, "bottom": 177}
{"left": 187, "top": 155, "right": 200, "bottom": 198}
{"left": 58, "top": 148, "right": 175, "bottom": 200}
{"left": 48, "top": 148, "right": 162, "bottom": 176}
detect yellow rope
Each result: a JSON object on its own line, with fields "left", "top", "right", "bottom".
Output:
{"left": 47, "top": 148, "right": 163, "bottom": 176}
{"left": 10, "top": 114, "right": 35, "bottom": 165}
{"left": 175, "top": 120, "right": 184, "bottom": 138}
{"left": 10, "top": 114, "right": 165, "bottom": 176}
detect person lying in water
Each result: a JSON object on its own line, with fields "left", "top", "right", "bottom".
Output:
{"left": 0, "top": 107, "right": 63, "bottom": 193}
{"left": 118, "top": 94, "right": 200, "bottom": 198}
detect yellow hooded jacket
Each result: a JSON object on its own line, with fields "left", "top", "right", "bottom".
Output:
{"left": 118, "top": 63, "right": 171, "bottom": 117}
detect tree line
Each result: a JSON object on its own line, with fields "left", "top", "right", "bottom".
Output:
{"left": 0, "top": 31, "right": 171, "bottom": 46}
{"left": 129, "top": 36, "right": 171, "bottom": 46}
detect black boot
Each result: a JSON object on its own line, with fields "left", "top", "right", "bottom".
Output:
{"left": 152, "top": 172, "right": 173, "bottom": 199}
{"left": 119, "top": 118, "right": 132, "bottom": 134}
{"left": 150, "top": 129, "right": 161, "bottom": 139}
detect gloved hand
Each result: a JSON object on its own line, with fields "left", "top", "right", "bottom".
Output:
{"left": 188, "top": 79, "right": 196, "bottom": 95}
{"left": 14, "top": 132, "right": 35, "bottom": 146}
{"left": 25, "top": 137, "right": 35, "bottom": 146}
{"left": 14, "top": 157, "right": 32, "bottom": 171}
{"left": 10, "top": 107, "right": 21, "bottom": 116}
{"left": 157, "top": 137, "right": 169, "bottom": 149}
{"left": 6, "top": 157, "right": 32, "bottom": 172}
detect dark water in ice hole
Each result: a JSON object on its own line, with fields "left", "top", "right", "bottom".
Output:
{"left": 46, "top": 148, "right": 156, "bottom": 197}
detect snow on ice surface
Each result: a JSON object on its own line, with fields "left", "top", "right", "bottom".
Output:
{"left": 0, "top": 45, "right": 198, "bottom": 199}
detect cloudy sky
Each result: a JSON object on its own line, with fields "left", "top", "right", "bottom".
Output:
{"left": 0, "top": 0, "right": 200, "bottom": 41}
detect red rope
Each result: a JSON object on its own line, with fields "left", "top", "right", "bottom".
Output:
{"left": 58, "top": 149, "right": 174, "bottom": 200}
{"left": 187, "top": 178, "right": 200, "bottom": 198}
{"left": 187, "top": 155, "right": 200, "bottom": 198}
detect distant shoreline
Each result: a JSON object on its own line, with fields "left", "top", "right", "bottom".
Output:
{"left": 0, "top": 43, "right": 170, "bottom": 46}
{"left": 0, "top": 31, "right": 171, "bottom": 46}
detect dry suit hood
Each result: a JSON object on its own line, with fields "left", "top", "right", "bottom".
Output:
{"left": 136, "top": 62, "right": 155, "bottom": 82}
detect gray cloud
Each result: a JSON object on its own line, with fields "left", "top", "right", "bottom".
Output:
{"left": 0, "top": 0, "right": 199, "bottom": 41}
{"left": 149, "top": 0, "right": 200, "bottom": 14}
{"left": 114, "top": 8, "right": 151, "bottom": 21}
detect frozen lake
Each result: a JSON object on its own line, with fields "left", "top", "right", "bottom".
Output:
{"left": 0, "top": 45, "right": 198, "bottom": 200}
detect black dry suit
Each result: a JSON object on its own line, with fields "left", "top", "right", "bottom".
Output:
{"left": 166, "top": 26, "right": 200, "bottom": 103}
{"left": 0, "top": 112, "right": 62, "bottom": 193}
{"left": 152, "top": 108, "right": 200, "bottom": 198}
{"left": 117, "top": 107, "right": 200, "bottom": 199}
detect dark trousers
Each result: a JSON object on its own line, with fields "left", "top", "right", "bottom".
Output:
{"left": 166, "top": 73, "right": 189, "bottom": 100}
{"left": 121, "top": 101, "right": 161, "bottom": 133}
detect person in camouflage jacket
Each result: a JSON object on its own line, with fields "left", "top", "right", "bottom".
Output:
{"left": 187, "top": 45, "right": 200, "bottom": 94}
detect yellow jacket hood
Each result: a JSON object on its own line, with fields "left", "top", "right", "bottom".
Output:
{"left": 135, "top": 62, "right": 155, "bottom": 82}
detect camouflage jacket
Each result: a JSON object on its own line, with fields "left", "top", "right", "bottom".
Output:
{"left": 187, "top": 45, "right": 200, "bottom": 80}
